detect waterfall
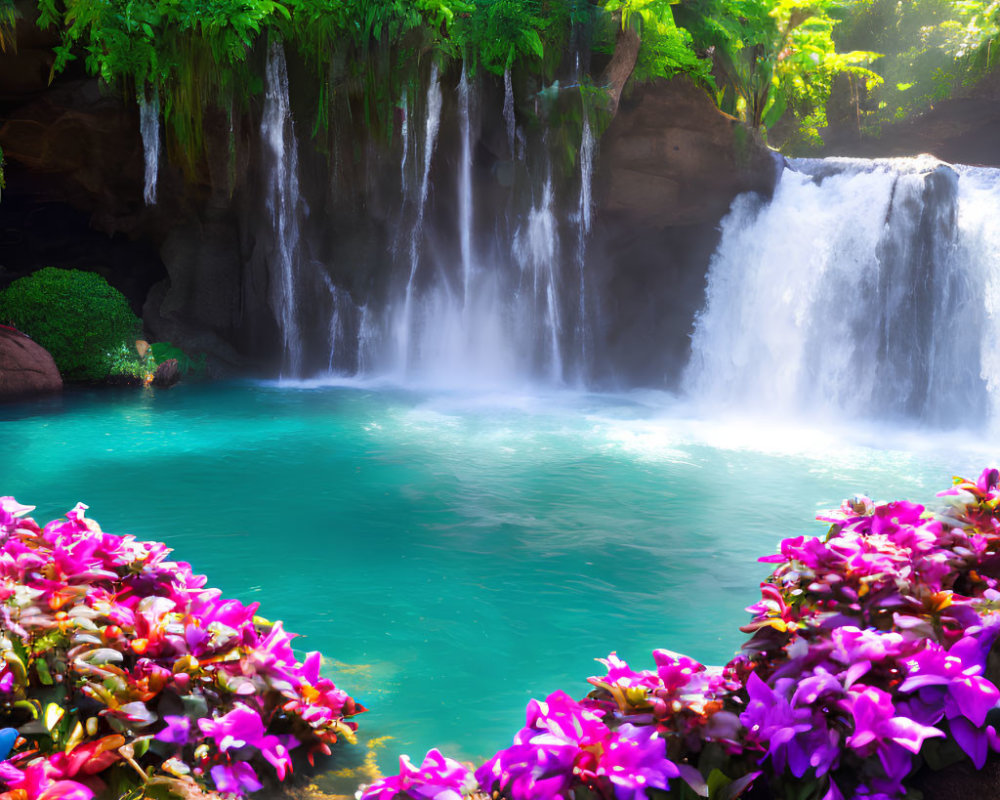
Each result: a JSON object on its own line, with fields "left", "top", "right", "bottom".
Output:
{"left": 685, "top": 156, "right": 1000, "bottom": 426}
{"left": 138, "top": 87, "right": 160, "bottom": 206}
{"left": 458, "top": 68, "right": 474, "bottom": 311}
{"left": 261, "top": 39, "right": 303, "bottom": 377}
{"left": 399, "top": 89, "right": 410, "bottom": 197}
{"left": 503, "top": 68, "right": 516, "bottom": 158}
{"left": 321, "top": 275, "right": 357, "bottom": 374}
{"left": 397, "top": 64, "right": 443, "bottom": 372}
{"left": 357, "top": 305, "right": 377, "bottom": 375}
{"left": 356, "top": 66, "right": 566, "bottom": 388}
{"left": 514, "top": 177, "right": 563, "bottom": 383}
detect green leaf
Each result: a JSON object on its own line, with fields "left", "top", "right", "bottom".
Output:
{"left": 35, "top": 657, "right": 53, "bottom": 686}
{"left": 707, "top": 768, "right": 733, "bottom": 798}
{"left": 761, "top": 90, "right": 787, "bottom": 128}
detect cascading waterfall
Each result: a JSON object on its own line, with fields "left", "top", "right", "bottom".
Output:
{"left": 685, "top": 156, "right": 1000, "bottom": 426}
{"left": 138, "top": 88, "right": 160, "bottom": 206}
{"left": 261, "top": 39, "right": 303, "bottom": 377}
{"left": 399, "top": 89, "right": 410, "bottom": 201}
{"left": 284, "top": 67, "right": 607, "bottom": 388}
{"left": 396, "top": 64, "right": 443, "bottom": 372}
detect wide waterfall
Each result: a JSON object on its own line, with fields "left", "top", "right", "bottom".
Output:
{"left": 685, "top": 156, "right": 1000, "bottom": 426}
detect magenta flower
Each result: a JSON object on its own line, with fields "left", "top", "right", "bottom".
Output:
{"left": 742, "top": 671, "right": 839, "bottom": 778}
{"left": 360, "top": 749, "right": 474, "bottom": 800}
{"left": 210, "top": 761, "right": 263, "bottom": 794}
{"left": 596, "top": 723, "right": 680, "bottom": 800}
{"left": 898, "top": 635, "right": 1000, "bottom": 766}
{"left": 476, "top": 690, "right": 678, "bottom": 800}
{"left": 198, "top": 703, "right": 293, "bottom": 781}
{"left": 155, "top": 714, "right": 191, "bottom": 745}
{"left": 2, "top": 762, "right": 95, "bottom": 800}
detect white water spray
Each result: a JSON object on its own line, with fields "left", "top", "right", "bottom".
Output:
{"left": 261, "top": 39, "right": 303, "bottom": 377}
{"left": 139, "top": 87, "right": 160, "bottom": 206}
{"left": 321, "top": 274, "right": 356, "bottom": 373}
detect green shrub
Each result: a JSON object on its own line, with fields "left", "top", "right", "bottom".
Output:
{"left": 0, "top": 267, "right": 143, "bottom": 381}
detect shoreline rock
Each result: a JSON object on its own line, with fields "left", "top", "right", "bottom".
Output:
{"left": 0, "top": 325, "right": 62, "bottom": 399}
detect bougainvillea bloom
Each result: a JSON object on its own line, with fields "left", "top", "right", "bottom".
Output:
{"left": 0, "top": 498, "right": 364, "bottom": 800}
{"left": 361, "top": 749, "right": 474, "bottom": 800}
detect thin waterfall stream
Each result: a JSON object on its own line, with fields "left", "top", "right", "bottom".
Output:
{"left": 139, "top": 87, "right": 160, "bottom": 206}
{"left": 261, "top": 38, "right": 303, "bottom": 377}
{"left": 397, "top": 63, "right": 443, "bottom": 374}
{"left": 458, "top": 67, "right": 474, "bottom": 313}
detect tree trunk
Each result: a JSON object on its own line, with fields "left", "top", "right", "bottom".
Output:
{"left": 600, "top": 21, "right": 641, "bottom": 116}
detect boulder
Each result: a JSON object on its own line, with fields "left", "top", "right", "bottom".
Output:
{"left": 0, "top": 325, "right": 62, "bottom": 398}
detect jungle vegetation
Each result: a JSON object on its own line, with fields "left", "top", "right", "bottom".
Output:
{"left": 0, "top": 0, "right": 998, "bottom": 173}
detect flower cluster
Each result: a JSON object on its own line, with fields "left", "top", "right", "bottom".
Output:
{"left": 474, "top": 690, "right": 679, "bottom": 800}
{"left": 361, "top": 468, "right": 1000, "bottom": 800}
{"left": 0, "top": 498, "right": 364, "bottom": 800}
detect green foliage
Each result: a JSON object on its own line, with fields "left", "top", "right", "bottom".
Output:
{"left": 604, "top": 0, "right": 712, "bottom": 83}
{"left": 0, "top": 0, "right": 17, "bottom": 53}
{"left": 150, "top": 341, "right": 207, "bottom": 375}
{"left": 452, "top": 0, "right": 549, "bottom": 75}
{"left": 0, "top": 267, "right": 143, "bottom": 382}
{"left": 834, "top": 0, "right": 1000, "bottom": 134}
{"left": 108, "top": 342, "right": 151, "bottom": 379}
{"left": 29, "top": 0, "right": 958, "bottom": 170}
{"left": 672, "top": 0, "right": 881, "bottom": 146}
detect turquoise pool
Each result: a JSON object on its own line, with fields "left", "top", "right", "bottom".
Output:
{"left": 1, "top": 381, "right": 991, "bottom": 774}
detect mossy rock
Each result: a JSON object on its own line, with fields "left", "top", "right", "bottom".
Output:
{"left": 0, "top": 267, "right": 142, "bottom": 382}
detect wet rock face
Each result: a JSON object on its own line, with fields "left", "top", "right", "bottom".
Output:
{"left": 0, "top": 326, "right": 62, "bottom": 398}
{"left": 597, "top": 77, "right": 777, "bottom": 228}
{"left": 587, "top": 77, "right": 777, "bottom": 388}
